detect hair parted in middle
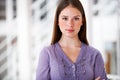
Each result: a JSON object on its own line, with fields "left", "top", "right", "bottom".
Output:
{"left": 51, "top": 0, "right": 89, "bottom": 45}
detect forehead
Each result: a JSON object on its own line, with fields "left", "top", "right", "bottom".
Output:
{"left": 59, "top": 5, "right": 81, "bottom": 16}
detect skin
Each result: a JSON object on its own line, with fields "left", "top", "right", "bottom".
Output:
{"left": 58, "top": 5, "right": 102, "bottom": 80}
{"left": 58, "top": 5, "right": 83, "bottom": 39}
{"left": 58, "top": 5, "right": 82, "bottom": 63}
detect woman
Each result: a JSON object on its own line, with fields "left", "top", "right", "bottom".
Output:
{"left": 36, "top": 0, "right": 108, "bottom": 80}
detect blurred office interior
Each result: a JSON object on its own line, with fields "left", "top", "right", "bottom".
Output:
{"left": 0, "top": 0, "right": 120, "bottom": 80}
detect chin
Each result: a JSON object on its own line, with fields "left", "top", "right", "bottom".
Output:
{"left": 65, "top": 34, "right": 77, "bottom": 38}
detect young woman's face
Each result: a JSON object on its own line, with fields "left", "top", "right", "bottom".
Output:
{"left": 58, "top": 5, "right": 83, "bottom": 38}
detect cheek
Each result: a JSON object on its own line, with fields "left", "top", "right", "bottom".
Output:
{"left": 76, "top": 26, "right": 81, "bottom": 32}
{"left": 74, "top": 23, "right": 82, "bottom": 33}
{"left": 79, "top": 20, "right": 83, "bottom": 26}
{"left": 58, "top": 20, "right": 66, "bottom": 28}
{"left": 75, "top": 22, "right": 82, "bottom": 29}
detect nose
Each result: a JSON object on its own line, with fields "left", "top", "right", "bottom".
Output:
{"left": 67, "top": 19, "right": 74, "bottom": 27}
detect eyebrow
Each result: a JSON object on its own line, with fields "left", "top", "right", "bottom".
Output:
{"left": 60, "top": 15, "right": 81, "bottom": 17}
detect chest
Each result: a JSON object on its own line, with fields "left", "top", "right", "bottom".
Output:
{"left": 61, "top": 47, "right": 80, "bottom": 63}
{"left": 49, "top": 55, "right": 94, "bottom": 80}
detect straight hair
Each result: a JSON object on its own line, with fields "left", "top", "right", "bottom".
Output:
{"left": 51, "top": 0, "right": 89, "bottom": 45}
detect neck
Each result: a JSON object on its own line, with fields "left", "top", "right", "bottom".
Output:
{"left": 59, "top": 36, "right": 81, "bottom": 48}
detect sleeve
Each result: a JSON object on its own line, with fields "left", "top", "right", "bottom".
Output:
{"left": 94, "top": 52, "right": 108, "bottom": 80}
{"left": 36, "top": 47, "right": 50, "bottom": 80}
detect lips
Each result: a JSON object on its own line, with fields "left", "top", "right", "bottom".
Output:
{"left": 65, "top": 29, "right": 74, "bottom": 32}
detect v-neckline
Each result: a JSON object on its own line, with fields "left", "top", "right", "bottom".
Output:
{"left": 56, "top": 42, "right": 84, "bottom": 65}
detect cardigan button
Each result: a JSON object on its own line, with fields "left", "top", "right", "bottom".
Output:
{"left": 81, "top": 63, "right": 84, "bottom": 66}
{"left": 72, "top": 65, "right": 75, "bottom": 69}
{"left": 82, "top": 70, "right": 86, "bottom": 74}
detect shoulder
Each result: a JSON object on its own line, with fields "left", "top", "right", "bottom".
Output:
{"left": 82, "top": 43, "right": 101, "bottom": 57}
{"left": 87, "top": 45, "right": 100, "bottom": 54}
{"left": 82, "top": 43, "right": 104, "bottom": 66}
{"left": 40, "top": 43, "right": 57, "bottom": 54}
{"left": 86, "top": 44, "right": 104, "bottom": 62}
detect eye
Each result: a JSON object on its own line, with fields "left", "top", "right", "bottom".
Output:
{"left": 74, "top": 17, "right": 80, "bottom": 20}
{"left": 62, "top": 17, "right": 68, "bottom": 21}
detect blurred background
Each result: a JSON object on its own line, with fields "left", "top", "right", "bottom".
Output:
{"left": 0, "top": 0, "right": 120, "bottom": 80}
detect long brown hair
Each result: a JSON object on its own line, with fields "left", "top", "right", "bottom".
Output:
{"left": 51, "top": 0, "right": 89, "bottom": 45}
